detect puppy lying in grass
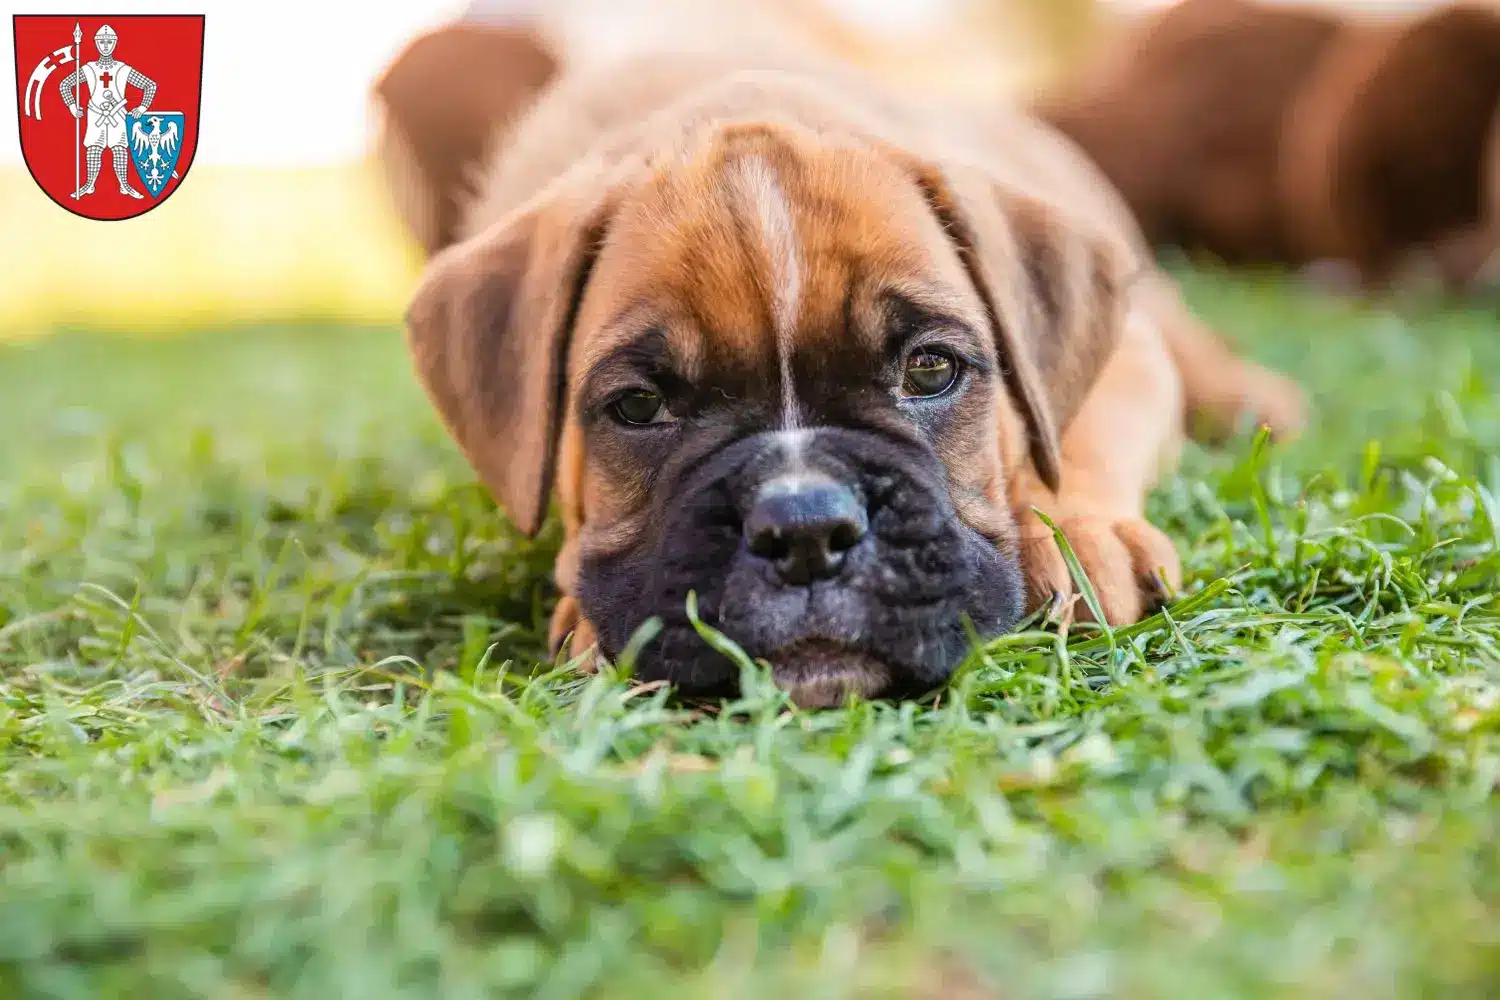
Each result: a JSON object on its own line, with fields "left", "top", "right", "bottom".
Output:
{"left": 371, "top": 20, "right": 1305, "bottom": 705}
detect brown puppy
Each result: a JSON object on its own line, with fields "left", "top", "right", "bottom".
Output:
{"left": 1280, "top": 2, "right": 1500, "bottom": 293}
{"left": 372, "top": 24, "right": 558, "bottom": 255}
{"left": 1038, "top": 0, "right": 1344, "bottom": 267}
{"left": 1428, "top": 105, "right": 1500, "bottom": 292}
{"left": 1482, "top": 109, "right": 1500, "bottom": 287}
{"left": 1041, "top": 0, "right": 1500, "bottom": 295}
{"left": 373, "top": 25, "right": 1304, "bottom": 706}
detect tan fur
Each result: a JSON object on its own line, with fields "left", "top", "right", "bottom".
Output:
{"left": 377, "top": 24, "right": 1306, "bottom": 659}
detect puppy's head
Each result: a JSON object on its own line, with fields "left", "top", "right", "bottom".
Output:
{"left": 406, "top": 122, "right": 1131, "bottom": 705}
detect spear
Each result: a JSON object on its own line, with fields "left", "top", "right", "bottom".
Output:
{"left": 71, "top": 22, "right": 81, "bottom": 198}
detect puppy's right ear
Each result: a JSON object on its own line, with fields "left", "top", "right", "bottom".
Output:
{"left": 902, "top": 155, "right": 1138, "bottom": 493}
{"left": 404, "top": 185, "right": 615, "bottom": 536}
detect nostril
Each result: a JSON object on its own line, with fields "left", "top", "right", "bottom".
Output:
{"left": 828, "top": 520, "right": 862, "bottom": 554}
{"left": 748, "top": 524, "right": 792, "bottom": 562}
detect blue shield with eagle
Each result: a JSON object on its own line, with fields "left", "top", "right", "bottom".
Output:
{"left": 127, "top": 110, "right": 186, "bottom": 198}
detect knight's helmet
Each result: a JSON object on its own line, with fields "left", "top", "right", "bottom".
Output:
{"left": 94, "top": 24, "right": 117, "bottom": 56}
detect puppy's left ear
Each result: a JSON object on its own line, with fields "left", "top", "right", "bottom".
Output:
{"left": 404, "top": 181, "right": 616, "bottom": 536}
{"left": 907, "top": 158, "right": 1138, "bottom": 491}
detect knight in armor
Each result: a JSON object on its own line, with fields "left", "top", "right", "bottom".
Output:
{"left": 58, "top": 24, "right": 157, "bottom": 199}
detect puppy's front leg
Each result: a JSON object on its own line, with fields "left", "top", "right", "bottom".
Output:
{"left": 1013, "top": 306, "right": 1186, "bottom": 626}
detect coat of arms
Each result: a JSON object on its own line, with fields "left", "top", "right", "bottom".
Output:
{"left": 14, "top": 15, "right": 203, "bottom": 220}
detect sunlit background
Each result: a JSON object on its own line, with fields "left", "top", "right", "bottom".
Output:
{"left": 0, "top": 0, "right": 1460, "bottom": 337}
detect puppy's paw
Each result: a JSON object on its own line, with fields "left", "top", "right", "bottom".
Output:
{"left": 1191, "top": 360, "right": 1308, "bottom": 446}
{"left": 1020, "top": 510, "right": 1182, "bottom": 627}
{"left": 1299, "top": 258, "right": 1364, "bottom": 297}
{"left": 548, "top": 594, "right": 600, "bottom": 666}
{"left": 1230, "top": 361, "right": 1308, "bottom": 443}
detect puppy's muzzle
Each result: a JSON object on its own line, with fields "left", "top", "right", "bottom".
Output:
{"left": 577, "top": 427, "right": 1025, "bottom": 706}
{"left": 741, "top": 474, "right": 884, "bottom": 708}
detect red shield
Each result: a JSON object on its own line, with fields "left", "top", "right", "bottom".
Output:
{"left": 13, "top": 14, "right": 203, "bottom": 221}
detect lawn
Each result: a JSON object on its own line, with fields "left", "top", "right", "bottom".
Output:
{"left": 3, "top": 273, "right": 1500, "bottom": 999}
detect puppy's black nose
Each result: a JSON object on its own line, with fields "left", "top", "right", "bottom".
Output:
{"left": 745, "top": 476, "right": 867, "bottom": 585}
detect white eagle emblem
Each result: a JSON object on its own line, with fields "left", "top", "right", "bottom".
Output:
{"left": 130, "top": 114, "right": 179, "bottom": 166}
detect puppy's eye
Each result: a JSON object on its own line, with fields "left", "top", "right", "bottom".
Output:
{"left": 901, "top": 349, "right": 959, "bottom": 398}
{"left": 608, "top": 389, "right": 668, "bottom": 426}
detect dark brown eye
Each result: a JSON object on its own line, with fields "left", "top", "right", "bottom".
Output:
{"left": 901, "top": 349, "right": 959, "bottom": 398}
{"left": 608, "top": 389, "right": 666, "bottom": 426}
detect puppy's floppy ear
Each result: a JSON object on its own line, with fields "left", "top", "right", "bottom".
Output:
{"left": 404, "top": 183, "right": 615, "bottom": 536}
{"left": 907, "top": 157, "right": 1137, "bottom": 491}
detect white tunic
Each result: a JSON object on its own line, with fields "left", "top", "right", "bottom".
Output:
{"left": 80, "top": 60, "right": 134, "bottom": 149}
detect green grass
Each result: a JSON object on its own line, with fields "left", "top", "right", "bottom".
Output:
{"left": 3, "top": 274, "right": 1500, "bottom": 999}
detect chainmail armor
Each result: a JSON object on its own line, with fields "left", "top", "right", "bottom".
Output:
{"left": 57, "top": 52, "right": 156, "bottom": 195}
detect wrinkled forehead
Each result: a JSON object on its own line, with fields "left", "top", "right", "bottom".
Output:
{"left": 573, "top": 129, "right": 987, "bottom": 386}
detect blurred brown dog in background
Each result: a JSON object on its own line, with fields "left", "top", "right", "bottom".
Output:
{"left": 1039, "top": 0, "right": 1344, "bottom": 270}
{"left": 1040, "top": 0, "right": 1500, "bottom": 296}
{"left": 367, "top": 7, "right": 1304, "bottom": 704}
{"left": 373, "top": 24, "right": 559, "bottom": 256}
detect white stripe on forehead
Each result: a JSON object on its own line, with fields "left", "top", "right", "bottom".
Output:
{"left": 727, "top": 155, "right": 803, "bottom": 429}
{"left": 773, "top": 428, "right": 812, "bottom": 474}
